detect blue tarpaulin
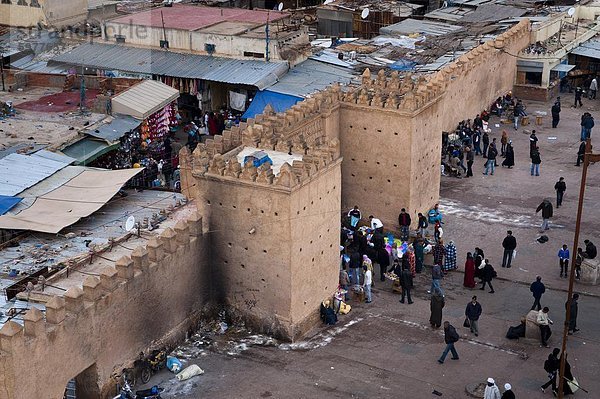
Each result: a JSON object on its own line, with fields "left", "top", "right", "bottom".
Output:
{"left": 242, "top": 90, "right": 303, "bottom": 120}
{"left": 389, "top": 59, "right": 417, "bottom": 71}
{"left": 0, "top": 196, "right": 22, "bottom": 215}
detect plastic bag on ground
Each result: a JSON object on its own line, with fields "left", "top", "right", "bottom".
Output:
{"left": 176, "top": 364, "right": 204, "bottom": 381}
{"left": 166, "top": 356, "right": 182, "bottom": 373}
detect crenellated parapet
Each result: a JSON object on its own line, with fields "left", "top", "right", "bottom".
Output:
{"left": 0, "top": 212, "right": 204, "bottom": 355}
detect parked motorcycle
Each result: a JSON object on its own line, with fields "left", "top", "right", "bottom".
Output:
{"left": 122, "top": 349, "right": 168, "bottom": 387}
{"left": 113, "top": 380, "right": 163, "bottom": 399}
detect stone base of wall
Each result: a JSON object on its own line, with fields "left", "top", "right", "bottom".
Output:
{"left": 226, "top": 305, "right": 320, "bottom": 342}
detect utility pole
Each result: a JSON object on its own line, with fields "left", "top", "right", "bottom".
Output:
{"left": 265, "top": 11, "right": 270, "bottom": 62}
{"left": 557, "top": 138, "right": 599, "bottom": 398}
{"left": 0, "top": 52, "right": 5, "bottom": 92}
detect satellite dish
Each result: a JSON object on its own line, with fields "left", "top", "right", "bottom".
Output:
{"left": 567, "top": 7, "right": 575, "bottom": 17}
{"left": 278, "top": 2, "right": 284, "bottom": 11}
{"left": 125, "top": 216, "right": 136, "bottom": 232}
{"left": 361, "top": 8, "right": 370, "bottom": 19}
{"left": 323, "top": 0, "right": 334, "bottom": 4}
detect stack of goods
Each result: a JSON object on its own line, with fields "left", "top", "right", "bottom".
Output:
{"left": 139, "top": 104, "right": 177, "bottom": 154}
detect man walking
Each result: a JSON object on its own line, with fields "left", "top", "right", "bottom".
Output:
{"left": 399, "top": 263, "right": 414, "bottom": 304}
{"left": 438, "top": 321, "right": 459, "bottom": 364}
{"left": 484, "top": 378, "right": 501, "bottom": 399}
{"left": 465, "top": 296, "right": 482, "bottom": 336}
{"left": 480, "top": 259, "right": 496, "bottom": 293}
{"left": 576, "top": 140, "right": 587, "bottom": 166}
{"left": 581, "top": 112, "right": 594, "bottom": 140}
{"left": 558, "top": 244, "right": 570, "bottom": 278}
{"left": 590, "top": 76, "right": 598, "bottom": 99}
{"left": 551, "top": 100, "right": 561, "bottom": 128}
{"left": 554, "top": 177, "right": 566, "bottom": 208}
{"left": 537, "top": 307, "right": 553, "bottom": 347}
{"left": 541, "top": 348, "right": 560, "bottom": 395}
{"left": 575, "top": 86, "right": 583, "bottom": 107}
{"left": 531, "top": 147, "right": 541, "bottom": 176}
{"left": 398, "top": 208, "right": 411, "bottom": 242}
{"left": 536, "top": 199, "right": 553, "bottom": 231}
{"left": 566, "top": 293, "right": 580, "bottom": 335}
{"left": 529, "top": 130, "right": 539, "bottom": 157}
{"left": 530, "top": 276, "right": 545, "bottom": 311}
{"left": 483, "top": 144, "right": 498, "bottom": 175}
{"left": 501, "top": 230, "right": 517, "bottom": 268}
{"left": 430, "top": 263, "right": 443, "bottom": 294}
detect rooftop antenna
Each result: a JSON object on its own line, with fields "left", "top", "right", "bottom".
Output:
{"left": 160, "top": 10, "right": 169, "bottom": 49}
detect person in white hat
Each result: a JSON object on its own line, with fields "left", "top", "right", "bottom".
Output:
{"left": 501, "top": 383, "right": 515, "bottom": 399}
{"left": 484, "top": 378, "right": 501, "bottom": 399}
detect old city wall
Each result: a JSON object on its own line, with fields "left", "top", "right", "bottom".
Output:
{"left": 0, "top": 213, "right": 209, "bottom": 399}
{"left": 337, "top": 20, "right": 531, "bottom": 229}
{"left": 289, "top": 160, "right": 341, "bottom": 334}
{"left": 180, "top": 88, "right": 343, "bottom": 339}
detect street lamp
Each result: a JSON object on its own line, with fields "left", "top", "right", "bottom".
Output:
{"left": 557, "top": 138, "right": 599, "bottom": 398}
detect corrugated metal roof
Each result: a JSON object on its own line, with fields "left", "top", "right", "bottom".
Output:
{"left": 61, "top": 137, "right": 119, "bottom": 166}
{"left": 571, "top": 39, "right": 600, "bottom": 60}
{"left": 49, "top": 43, "right": 289, "bottom": 90}
{"left": 379, "top": 18, "right": 463, "bottom": 37}
{"left": 424, "top": 7, "right": 473, "bottom": 23}
{"left": 0, "top": 153, "right": 72, "bottom": 196}
{"left": 112, "top": 80, "right": 180, "bottom": 120}
{"left": 459, "top": 4, "right": 526, "bottom": 23}
{"left": 31, "top": 150, "right": 76, "bottom": 165}
{"left": 0, "top": 143, "right": 47, "bottom": 159}
{"left": 84, "top": 114, "right": 141, "bottom": 142}
{"left": 269, "top": 59, "right": 357, "bottom": 98}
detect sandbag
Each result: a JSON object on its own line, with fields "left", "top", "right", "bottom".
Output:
{"left": 176, "top": 364, "right": 204, "bottom": 381}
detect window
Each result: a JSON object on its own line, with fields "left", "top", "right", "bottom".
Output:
{"left": 243, "top": 51, "right": 265, "bottom": 59}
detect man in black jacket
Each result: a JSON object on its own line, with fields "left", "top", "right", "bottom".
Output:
{"left": 554, "top": 177, "right": 566, "bottom": 208}
{"left": 399, "top": 264, "right": 414, "bottom": 304}
{"left": 566, "top": 293, "right": 580, "bottom": 334}
{"left": 541, "top": 348, "right": 560, "bottom": 394}
{"left": 438, "top": 321, "right": 459, "bottom": 363}
{"left": 398, "top": 208, "right": 412, "bottom": 242}
{"left": 502, "top": 230, "right": 517, "bottom": 268}
{"left": 465, "top": 296, "right": 482, "bottom": 336}
{"left": 551, "top": 101, "right": 561, "bottom": 128}
{"left": 536, "top": 199, "right": 553, "bottom": 231}
{"left": 583, "top": 239, "right": 597, "bottom": 259}
{"left": 576, "top": 140, "right": 587, "bottom": 166}
{"left": 530, "top": 276, "right": 545, "bottom": 311}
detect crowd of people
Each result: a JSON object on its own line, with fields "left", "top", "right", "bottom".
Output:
{"left": 323, "top": 92, "right": 598, "bottom": 398}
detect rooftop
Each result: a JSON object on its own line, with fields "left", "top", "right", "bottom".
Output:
{"left": 0, "top": 189, "right": 186, "bottom": 328}
{"left": 107, "top": 4, "right": 289, "bottom": 31}
{"left": 0, "top": 88, "right": 106, "bottom": 154}
{"left": 49, "top": 43, "right": 289, "bottom": 90}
